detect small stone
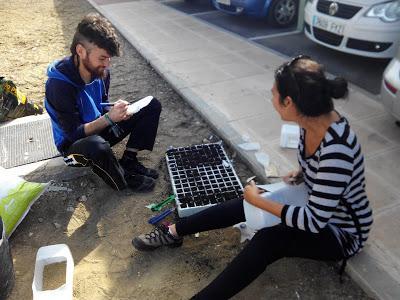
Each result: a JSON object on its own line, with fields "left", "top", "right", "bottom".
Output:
{"left": 194, "top": 233, "right": 200, "bottom": 238}
{"left": 222, "top": 160, "right": 231, "bottom": 168}
{"left": 77, "top": 195, "right": 87, "bottom": 202}
{"left": 28, "top": 232, "right": 33, "bottom": 237}
{"left": 53, "top": 222, "right": 61, "bottom": 229}
{"left": 80, "top": 181, "right": 87, "bottom": 187}
{"left": 66, "top": 206, "right": 74, "bottom": 212}
{"left": 38, "top": 218, "right": 43, "bottom": 223}
{"left": 202, "top": 138, "right": 210, "bottom": 144}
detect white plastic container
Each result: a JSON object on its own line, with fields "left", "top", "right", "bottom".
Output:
{"left": 244, "top": 182, "right": 308, "bottom": 230}
{"left": 280, "top": 124, "right": 300, "bottom": 149}
{"left": 243, "top": 192, "right": 280, "bottom": 230}
{"left": 32, "top": 244, "right": 74, "bottom": 300}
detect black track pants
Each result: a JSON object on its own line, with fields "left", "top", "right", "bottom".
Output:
{"left": 64, "top": 98, "right": 161, "bottom": 190}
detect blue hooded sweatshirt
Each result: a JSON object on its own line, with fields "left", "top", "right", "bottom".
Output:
{"left": 45, "top": 56, "right": 110, "bottom": 153}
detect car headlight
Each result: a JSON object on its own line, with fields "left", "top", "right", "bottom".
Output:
{"left": 365, "top": 0, "right": 400, "bottom": 22}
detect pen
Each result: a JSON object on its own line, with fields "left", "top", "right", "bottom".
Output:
{"left": 100, "top": 102, "right": 114, "bottom": 107}
{"left": 148, "top": 207, "right": 175, "bottom": 225}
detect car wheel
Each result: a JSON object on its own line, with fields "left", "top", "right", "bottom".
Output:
{"left": 268, "top": 0, "right": 298, "bottom": 27}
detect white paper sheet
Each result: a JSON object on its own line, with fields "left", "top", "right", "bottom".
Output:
{"left": 127, "top": 96, "right": 153, "bottom": 115}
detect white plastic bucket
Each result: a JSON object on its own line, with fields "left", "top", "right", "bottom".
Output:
{"left": 244, "top": 182, "right": 308, "bottom": 230}
{"left": 32, "top": 244, "right": 74, "bottom": 300}
{"left": 243, "top": 192, "right": 282, "bottom": 230}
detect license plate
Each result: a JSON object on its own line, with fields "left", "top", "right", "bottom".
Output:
{"left": 217, "top": 0, "right": 231, "bottom": 5}
{"left": 312, "top": 15, "right": 344, "bottom": 36}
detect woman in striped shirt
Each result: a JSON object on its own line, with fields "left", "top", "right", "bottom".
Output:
{"left": 133, "top": 56, "right": 373, "bottom": 299}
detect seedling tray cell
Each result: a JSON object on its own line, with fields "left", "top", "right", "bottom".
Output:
{"left": 166, "top": 142, "right": 243, "bottom": 217}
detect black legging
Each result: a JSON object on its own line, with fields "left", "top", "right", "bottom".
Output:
{"left": 64, "top": 98, "right": 161, "bottom": 190}
{"left": 176, "top": 198, "right": 345, "bottom": 300}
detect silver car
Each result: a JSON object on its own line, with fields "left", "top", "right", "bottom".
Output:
{"left": 381, "top": 46, "right": 400, "bottom": 123}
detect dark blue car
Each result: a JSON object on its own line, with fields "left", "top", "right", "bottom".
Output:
{"left": 211, "top": 0, "right": 298, "bottom": 27}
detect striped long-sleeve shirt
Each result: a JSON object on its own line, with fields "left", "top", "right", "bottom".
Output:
{"left": 281, "top": 117, "right": 373, "bottom": 258}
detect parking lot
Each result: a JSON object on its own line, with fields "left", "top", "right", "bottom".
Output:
{"left": 161, "top": 0, "right": 390, "bottom": 95}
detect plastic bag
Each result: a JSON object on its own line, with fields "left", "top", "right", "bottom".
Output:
{"left": 0, "top": 167, "right": 49, "bottom": 237}
{"left": 0, "top": 77, "right": 43, "bottom": 122}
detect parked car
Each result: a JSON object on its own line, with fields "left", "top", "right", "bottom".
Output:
{"left": 304, "top": 0, "right": 400, "bottom": 58}
{"left": 211, "top": 0, "right": 298, "bottom": 27}
{"left": 381, "top": 46, "right": 400, "bottom": 122}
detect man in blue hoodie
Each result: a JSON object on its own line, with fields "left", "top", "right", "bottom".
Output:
{"left": 45, "top": 13, "right": 161, "bottom": 192}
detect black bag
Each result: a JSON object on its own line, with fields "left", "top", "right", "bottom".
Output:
{"left": 0, "top": 216, "right": 15, "bottom": 299}
{"left": 0, "top": 76, "right": 43, "bottom": 122}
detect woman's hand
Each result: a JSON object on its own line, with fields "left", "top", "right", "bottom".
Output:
{"left": 282, "top": 169, "right": 303, "bottom": 185}
{"left": 243, "top": 180, "right": 262, "bottom": 205}
{"left": 244, "top": 180, "right": 284, "bottom": 218}
{"left": 108, "top": 99, "right": 130, "bottom": 122}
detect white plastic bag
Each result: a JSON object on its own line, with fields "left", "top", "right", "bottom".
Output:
{"left": 0, "top": 167, "right": 49, "bottom": 236}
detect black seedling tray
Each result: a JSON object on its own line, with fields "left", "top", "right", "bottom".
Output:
{"left": 166, "top": 142, "right": 243, "bottom": 217}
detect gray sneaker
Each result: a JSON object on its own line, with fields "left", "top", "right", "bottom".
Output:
{"left": 132, "top": 224, "right": 183, "bottom": 251}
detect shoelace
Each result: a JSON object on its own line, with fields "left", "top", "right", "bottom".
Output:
{"left": 145, "top": 225, "right": 167, "bottom": 241}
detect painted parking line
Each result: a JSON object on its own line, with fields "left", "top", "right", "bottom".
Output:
{"left": 191, "top": 10, "right": 220, "bottom": 16}
{"left": 195, "top": 11, "right": 296, "bottom": 39}
{"left": 249, "top": 30, "right": 301, "bottom": 41}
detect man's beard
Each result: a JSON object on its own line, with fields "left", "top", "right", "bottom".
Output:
{"left": 81, "top": 56, "right": 107, "bottom": 79}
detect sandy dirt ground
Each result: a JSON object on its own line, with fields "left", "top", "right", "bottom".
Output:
{"left": 0, "top": 0, "right": 373, "bottom": 299}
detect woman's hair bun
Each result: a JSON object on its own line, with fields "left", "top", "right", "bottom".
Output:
{"left": 328, "top": 77, "right": 348, "bottom": 99}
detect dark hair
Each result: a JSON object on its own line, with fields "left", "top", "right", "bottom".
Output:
{"left": 70, "top": 13, "right": 121, "bottom": 57}
{"left": 274, "top": 56, "right": 348, "bottom": 117}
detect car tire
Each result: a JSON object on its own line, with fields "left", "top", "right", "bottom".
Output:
{"left": 267, "top": 0, "right": 298, "bottom": 27}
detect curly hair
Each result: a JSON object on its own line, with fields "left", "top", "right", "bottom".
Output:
{"left": 70, "top": 13, "right": 121, "bottom": 57}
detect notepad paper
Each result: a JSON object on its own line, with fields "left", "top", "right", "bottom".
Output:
{"left": 127, "top": 96, "right": 153, "bottom": 115}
